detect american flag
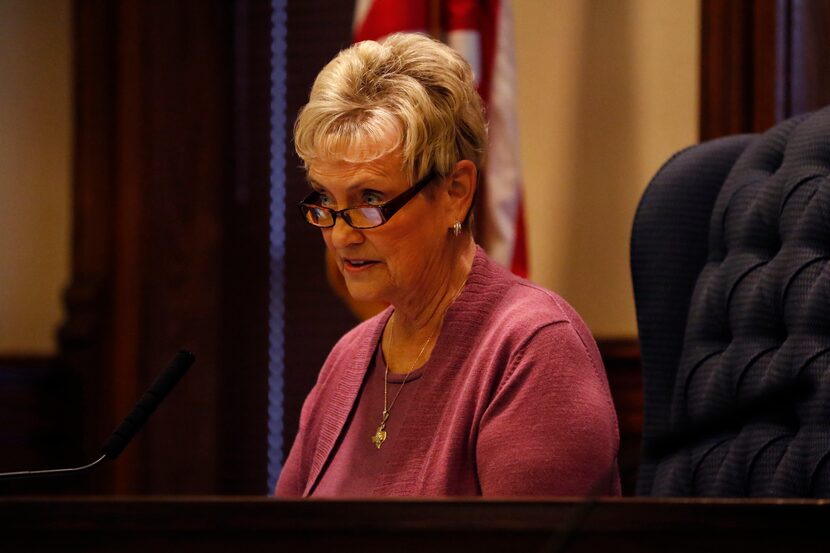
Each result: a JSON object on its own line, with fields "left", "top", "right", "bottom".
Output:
{"left": 354, "top": 0, "right": 528, "bottom": 277}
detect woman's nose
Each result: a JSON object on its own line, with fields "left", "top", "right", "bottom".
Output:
{"left": 329, "top": 216, "right": 364, "bottom": 248}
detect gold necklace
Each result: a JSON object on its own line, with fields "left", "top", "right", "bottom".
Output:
{"left": 370, "top": 278, "right": 467, "bottom": 449}
{"left": 370, "top": 316, "right": 434, "bottom": 449}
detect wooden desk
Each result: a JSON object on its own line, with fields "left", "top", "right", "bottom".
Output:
{"left": 1, "top": 497, "right": 828, "bottom": 552}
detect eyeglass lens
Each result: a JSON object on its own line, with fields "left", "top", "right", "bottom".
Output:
{"left": 300, "top": 170, "right": 435, "bottom": 229}
{"left": 303, "top": 205, "right": 385, "bottom": 229}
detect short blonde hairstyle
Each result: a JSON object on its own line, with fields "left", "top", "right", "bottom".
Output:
{"left": 294, "top": 33, "right": 487, "bottom": 182}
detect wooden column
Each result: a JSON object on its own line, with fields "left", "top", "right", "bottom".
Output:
{"left": 61, "top": 0, "right": 271, "bottom": 494}
{"left": 701, "top": 0, "right": 830, "bottom": 140}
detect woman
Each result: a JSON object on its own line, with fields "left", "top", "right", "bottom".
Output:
{"left": 276, "top": 33, "right": 620, "bottom": 497}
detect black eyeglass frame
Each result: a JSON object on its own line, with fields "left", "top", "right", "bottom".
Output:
{"left": 298, "top": 170, "right": 437, "bottom": 230}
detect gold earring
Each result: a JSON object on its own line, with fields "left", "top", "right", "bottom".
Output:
{"left": 452, "top": 221, "right": 462, "bottom": 237}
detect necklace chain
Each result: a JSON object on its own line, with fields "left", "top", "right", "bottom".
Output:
{"left": 371, "top": 277, "right": 468, "bottom": 449}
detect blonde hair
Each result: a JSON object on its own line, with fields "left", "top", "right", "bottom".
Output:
{"left": 293, "top": 33, "right": 487, "bottom": 182}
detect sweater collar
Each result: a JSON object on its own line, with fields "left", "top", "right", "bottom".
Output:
{"left": 302, "top": 246, "right": 502, "bottom": 495}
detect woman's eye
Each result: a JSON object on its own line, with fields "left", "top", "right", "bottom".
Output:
{"left": 316, "top": 192, "right": 334, "bottom": 207}
{"left": 363, "top": 191, "right": 384, "bottom": 205}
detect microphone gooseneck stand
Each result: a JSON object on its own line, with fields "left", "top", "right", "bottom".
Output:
{"left": 0, "top": 349, "right": 195, "bottom": 482}
{"left": 0, "top": 455, "right": 107, "bottom": 482}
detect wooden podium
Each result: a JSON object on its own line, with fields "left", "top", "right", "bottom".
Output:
{"left": 1, "top": 497, "right": 829, "bottom": 552}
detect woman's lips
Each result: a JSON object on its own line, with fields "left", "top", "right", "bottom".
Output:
{"left": 343, "top": 258, "right": 379, "bottom": 273}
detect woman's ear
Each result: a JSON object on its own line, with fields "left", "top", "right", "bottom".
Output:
{"left": 446, "top": 160, "right": 477, "bottom": 221}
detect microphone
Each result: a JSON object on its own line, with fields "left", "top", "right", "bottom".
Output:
{"left": 0, "top": 349, "right": 195, "bottom": 482}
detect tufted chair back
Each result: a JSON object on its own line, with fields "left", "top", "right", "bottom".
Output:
{"left": 632, "top": 106, "right": 830, "bottom": 497}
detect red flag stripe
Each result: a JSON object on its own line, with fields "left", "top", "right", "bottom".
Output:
{"left": 443, "top": 0, "right": 480, "bottom": 30}
{"left": 354, "top": 0, "right": 429, "bottom": 42}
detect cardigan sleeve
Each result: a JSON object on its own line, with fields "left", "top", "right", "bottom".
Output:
{"left": 476, "top": 321, "right": 620, "bottom": 496}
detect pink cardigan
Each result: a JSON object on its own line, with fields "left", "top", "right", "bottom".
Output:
{"left": 276, "top": 248, "right": 620, "bottom": 497}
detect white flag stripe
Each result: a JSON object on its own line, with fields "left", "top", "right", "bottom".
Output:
{"left": 446, "top": 29, "right": 483, "bottom": 87}
{"left": 483, "top": 0, "right": 522, "bottom": 268}
{"left": 353, "top": 0, "right": 373, "bottom": 34}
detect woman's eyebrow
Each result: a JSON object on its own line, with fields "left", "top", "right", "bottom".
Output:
{"left": 307, "top": 177, "right": 384, "bottom": 192}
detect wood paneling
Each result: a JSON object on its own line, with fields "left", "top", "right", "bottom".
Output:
{"left": 3, "top": 497, "right": 830, "bottom": 552}
{"left": 59, "top": 0, "right": 118, "bottom": 492}
{"left": 218, "top": 0, "right": 272, "bottom": 495}
{"left": 701, "top": 0, "right": 830, "bottom": 140}
{"left": 598, "top": 340, "right": 642, "bottom": 497}
{"left": 0, "top": 357, "right": 82, "bottom": 494}
{"left": 700, "top": 0, "right": 777, "bottom": 139}
{"left": 61, "top": 0, "right": 271, "bottom": 494}
{"left": 788, "top": 0, "right": 830, "bottom": 114}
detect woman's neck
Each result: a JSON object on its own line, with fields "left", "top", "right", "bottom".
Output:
{"left": 388, "top": 238, "right": 475, "bottom": 346}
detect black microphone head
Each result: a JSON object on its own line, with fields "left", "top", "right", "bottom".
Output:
{"left": 100, "top": 349, "right": 196, "bottom": 459}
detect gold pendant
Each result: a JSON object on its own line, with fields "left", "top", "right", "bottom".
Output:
{"left": 371, "top": 424, "right": 387, "bottom": 449}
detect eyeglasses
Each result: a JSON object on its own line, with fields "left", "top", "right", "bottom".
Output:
{"left": 298, "top": 171, "right": 436, "bottom": 230}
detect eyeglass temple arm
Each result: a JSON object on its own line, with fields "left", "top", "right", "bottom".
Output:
{"left": 379, "top": 171, "right": 436, "bottom": 220}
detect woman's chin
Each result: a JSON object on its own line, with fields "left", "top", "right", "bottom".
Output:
{"left": 340, "top": 264, "right": 392, "bottom": 308}
{"left": 345, "top": 286, "right": 382, "bottom": 305}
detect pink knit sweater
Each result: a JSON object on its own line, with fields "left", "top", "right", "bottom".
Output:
{"left": 275, "top": 247, "right": 620, "bottom": 497}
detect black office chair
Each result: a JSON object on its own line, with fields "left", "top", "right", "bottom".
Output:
{"left": 632, "top": 106, "right": 830, "bottom": 497}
